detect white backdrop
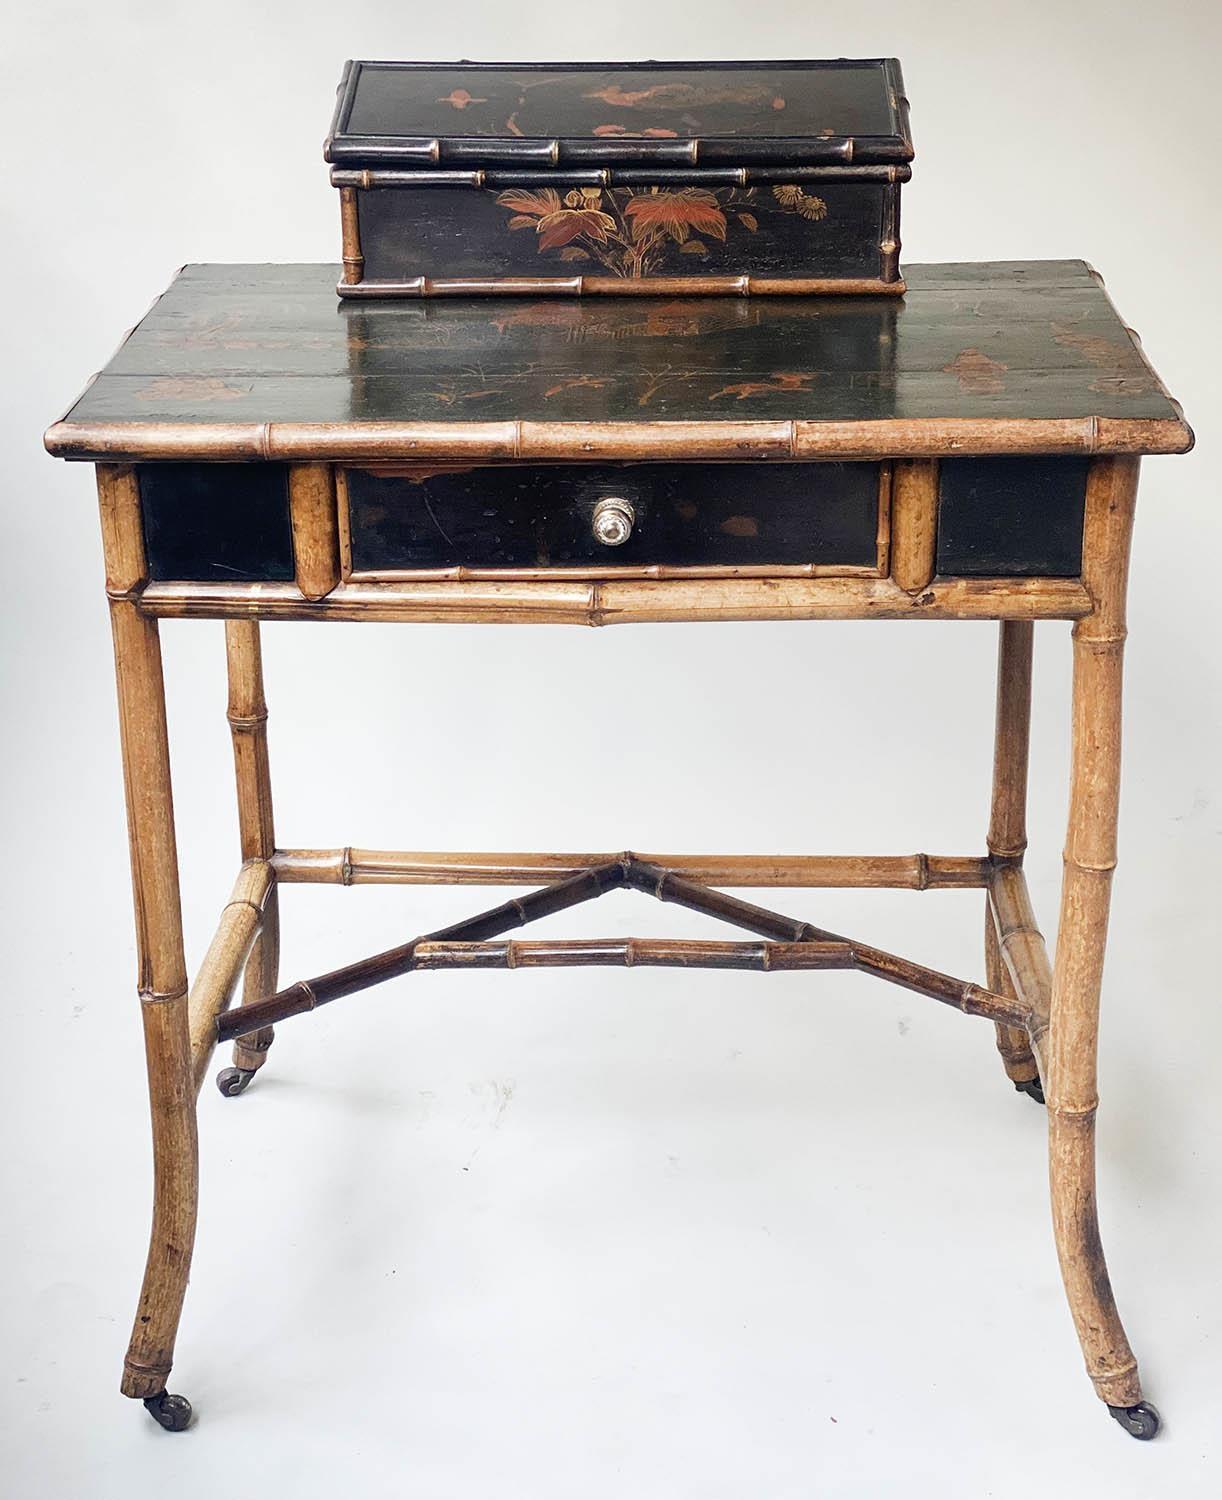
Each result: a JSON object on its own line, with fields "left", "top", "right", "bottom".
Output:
{"left": 2, "top": 3, "right": 1219, "bottom": 1496}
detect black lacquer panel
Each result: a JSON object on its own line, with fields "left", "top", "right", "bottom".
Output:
{"left": 140, "top": 464, "right": 295, "bottom": 582}
{"left": 356, "top": 182, "right": 886, "bottom": 284}
{"left": 936, "top": 458, "right": 1089, "bottom": 578}
{"left": 344, "top": 462, "right": 881, "bottom": 572}
{"left": 327, "top": 59, "right": 911, "bottom": 167}
{"left": 60, "top": 263, "right": 1187, "bottom": 434}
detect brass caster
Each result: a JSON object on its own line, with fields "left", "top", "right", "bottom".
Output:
{"left": 143, "top": 1391, "right": 193, "bottom": 1431}
{"left": 1107, "top": 1401, "right": 1161, "bottom": 1440}
{"left": 216, "top": 1065, "right": 256, "bottom": 1098}
{"left": 1014, "top": 1076, "right": 1045, "bottom": 1104}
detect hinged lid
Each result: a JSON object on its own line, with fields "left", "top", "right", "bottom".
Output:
{"left": 325, "top": 59, "right": 913, "bottom": 169}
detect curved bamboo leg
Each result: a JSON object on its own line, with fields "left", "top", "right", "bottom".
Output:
{"left": 1047, "top": 458, "right": 1156, "bottom": 1439}
{"left": 217, "top": 620, "right": 279, "bottom": 1097}
{"left": 986, "top": 620, "right": 1041, "bottom": 1096}
{"left": 110, "top": 596, "right": 198, "bottom": 1428}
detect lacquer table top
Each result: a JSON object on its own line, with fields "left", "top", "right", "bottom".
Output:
{"left": 45, "top": 260, "right": 1191, "bottom": 463}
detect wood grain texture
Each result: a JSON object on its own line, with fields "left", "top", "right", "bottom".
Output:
{"left": 44, "top": 262, "right": 1192, "bottom": 462}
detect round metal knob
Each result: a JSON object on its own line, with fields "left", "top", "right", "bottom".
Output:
{"left": 591, "top": 496, "right": 635, "bottom": 547}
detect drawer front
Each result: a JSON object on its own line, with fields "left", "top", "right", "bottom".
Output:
{"left": 341, "top": 461, "right": 886, "bottom": 576}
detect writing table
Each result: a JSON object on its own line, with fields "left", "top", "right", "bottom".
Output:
{"left": 45, "top": 260, "right": 1192, "bottom": 1437}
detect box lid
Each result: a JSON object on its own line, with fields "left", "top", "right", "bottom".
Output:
{"left": 325, "top": 59, "right": 913, "bottom": 169}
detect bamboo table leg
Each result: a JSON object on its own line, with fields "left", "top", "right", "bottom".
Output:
{"left": 110, "top": 599, "right": 198, "bottom": 1431}
{"left": 99, "top": 466, "right": 197, "bottom": 1431}
{"left": 216, "top": 620, "right": 280, "bottom": 1097}
{"left": 986, "top": 620, "right": 1043, "bottom": 1099}
{"left": 1047, "top": 456, "right": 1158, "bottom": 1440}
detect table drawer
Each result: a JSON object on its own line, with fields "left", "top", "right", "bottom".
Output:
{"left": 340, "top": 461, "right": 888, "bottom": 578}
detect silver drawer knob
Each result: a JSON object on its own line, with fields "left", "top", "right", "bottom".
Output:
{"left": 591, "top": 496, "right": 635, "bottom": 546}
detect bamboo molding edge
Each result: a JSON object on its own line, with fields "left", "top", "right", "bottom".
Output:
{"left": 45, "top": 414, "right": 1194, "bottom": 463}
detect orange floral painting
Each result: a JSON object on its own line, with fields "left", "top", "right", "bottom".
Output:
{"left": 494, "top": 184, "right": 829, "bottom": 278}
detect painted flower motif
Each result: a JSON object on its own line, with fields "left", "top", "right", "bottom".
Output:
{"left": 495, "top": 187, "right": 617, "bottom": 251}
{"left": 772, "top": 185, "right": 828, "bottom": 220}
{"left": 622, "top": 188, "right": 727, "bottom": 244}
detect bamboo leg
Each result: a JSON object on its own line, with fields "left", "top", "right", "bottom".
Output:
{"left": 1047, "top": 457, "right": 1155, "bottom": 1437}
{"left": 986, "top": 620, "right": 1041, "bottom": 1093}
{"left": 220, "top": 620, "right": 279, "bottom": 1095}
{"left": 110, "top": 597, "right": 197, "bottom": 1428}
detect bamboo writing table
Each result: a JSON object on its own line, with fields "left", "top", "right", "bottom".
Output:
{"left": 45, "top": 261, "right": 1192, "bottom": 1438}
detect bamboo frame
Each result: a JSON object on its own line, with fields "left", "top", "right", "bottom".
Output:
{"left": 985, "top": 620, "right": 1041, "bottom": 1087}
{"left": 88, "top": 441, "right": 1165, "bottom": 1433}
{"left": 103, "top": 475, "right": 196, "bottom": 1401}
{"left": 289, "top": 464, "right": 341, "bottom": 600}
{"left": 270, "top": 848, "right": 990, "bottom": 889}
{"left": 46, "top": 413, "right": 1194, "bottom": 463}
{"left": 132, "top": 574, "right": 1094, "bottom": 626}
{"left": 225, "top": 620, "right": 280, "bottom": 1077}
{"left": 1046, "top": 456, "right": 1144, "bottom": 1410}
{"left": 186, "top": 860, "right": 274, "bottom": 1092}
{"left": 889, "top": 459, "right": 939, "bottom": 592}
{"left": 216, "top": 855, "right": 1032, "bottom": 1044}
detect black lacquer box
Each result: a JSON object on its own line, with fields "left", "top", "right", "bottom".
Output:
{"left": 325, "top": 59, "right": 913, "bottom": 298}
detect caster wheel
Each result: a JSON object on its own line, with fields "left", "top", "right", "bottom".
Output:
{"left": 143, "top": 1391, "right": 193, "bottom": 1431}
{"left": 1014, "top": 1076, "right": 1046, "bottom": 1104}
{"left": 216, "top": 1066, "right": 256, "bottom": 1098}
{"left": 1108, "top": 1401, "right": 1161, "bottom": 1440}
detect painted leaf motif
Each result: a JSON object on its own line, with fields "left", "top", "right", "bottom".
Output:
{"left": 736, "top": 212, "right": 759, "bottom": 232}
{"left": 506, "top": 215, "right": 536, "bottom": 231}
{"left": 536, "top": 208, "right": 618, "bottom": 250}
{"left": 623, "top": 189, "right": 727, "bottom": 244}
{"left": 679, "top": 239, "right": 708, "bottom": 254}
{"left": 495, "top": 188, "right": 564, "bottom": 219}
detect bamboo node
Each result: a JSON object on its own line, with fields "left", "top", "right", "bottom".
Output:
{"left": 226, "top": 710, "right": 268, "bottom": 730}
{"left": 1047, "top": 1100, "right": 1099, "bottom": 1120}
{"left": 341, "top": 847, "right": 353, "bottom": 887}
{"left": 140, "top": 985, "right": 188, "bottom": 1007}
{"left": 915, "top": 852, "right": 929, "bottom": 891}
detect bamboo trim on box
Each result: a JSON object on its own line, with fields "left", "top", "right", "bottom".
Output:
{"left": 46, "top": 414, "right": 1196, "bottom": 463}
{"left": 270, "top": 848, "right": 992, "bottom": 889}
{"left": 336, "top": 275, "right": 908, "bottom": 298}
{"left": 329, "top": 164, "right": 913, "bottom": 189}
{"left": 132, "top": 573, "right": 1094, "bottom": 625}
{"left": 339, "top": 187, "right": 364, "bottom": 286}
